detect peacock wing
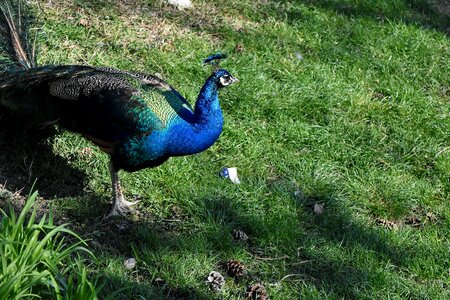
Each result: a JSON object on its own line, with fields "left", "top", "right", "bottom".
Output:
{"left": 46, "top": 70, "right": 164, "bottom": 146}
{"left": 136, "top": 83, "right": 195, "bottom": 129}
{"left": 92, "top": 66, "right": 195, "bottom": 128}
{"left": 44, "top": 66, "right": 195, "bottom": 151}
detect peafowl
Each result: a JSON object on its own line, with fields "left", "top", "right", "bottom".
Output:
{"left": 0, "top": 1, "right": 237, "bottom": 217}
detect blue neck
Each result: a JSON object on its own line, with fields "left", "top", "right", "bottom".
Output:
{"left": 165, "top": 76, "right": 223, "bottom": 155}
{"left": 194, "top": 76, "right": 221, "bottom": 125}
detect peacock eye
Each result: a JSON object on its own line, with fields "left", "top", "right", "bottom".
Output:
{"left": 218, "top": 73, "right": 237, "bottom": 87}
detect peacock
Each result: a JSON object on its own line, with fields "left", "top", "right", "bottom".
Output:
{"left": 0, "top": 0, "right": 237, "bottom": 217}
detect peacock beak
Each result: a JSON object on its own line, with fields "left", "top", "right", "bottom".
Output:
{"left": 230, "top": 76, "right": 239, "bottom": 84}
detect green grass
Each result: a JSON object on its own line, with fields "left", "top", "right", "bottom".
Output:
{"left": 0, "top": 0, "right": 449, "bottom": 299}
{"left": 0, "top": 191, "right": 99, "bottom": 299}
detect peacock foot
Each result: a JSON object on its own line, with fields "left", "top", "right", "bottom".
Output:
{"left": 106, "top": 197, "right": 140, "bottom": 218}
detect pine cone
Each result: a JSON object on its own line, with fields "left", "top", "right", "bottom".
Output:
{"left": 206, "top": 271, "right": 225, "bottom": 291}
{"left": 246, "top": 283, "right": 268, "bottom": 300}
{"left": 233, "top": 229, "right": 249, "bottom": 242}
{"left": 375, "top": 218, "right": 398, "bottom": 230}
{"left": 224, "top": 259, "right": 245, "bottom": 277}
{"left": 235, "top": 43, "right": 245, "bottom": 53}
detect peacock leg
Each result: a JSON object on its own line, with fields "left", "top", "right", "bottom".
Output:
{"left": 106, "top": 161, "right": 140, "bottom": 217}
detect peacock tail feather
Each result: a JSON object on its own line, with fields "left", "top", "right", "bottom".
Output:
{"left": 0, "top": 0, "right": 36, "bottom": 70}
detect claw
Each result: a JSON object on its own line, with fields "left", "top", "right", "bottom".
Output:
{"left": 105, "top": 197, "right": 139, "bottom": 218}
{"left": 105, "top": 160, "right": 141, "bottom": 218}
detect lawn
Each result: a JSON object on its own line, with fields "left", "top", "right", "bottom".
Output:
{"left": 0, "top": 0, "right": 449, "bottom": 299}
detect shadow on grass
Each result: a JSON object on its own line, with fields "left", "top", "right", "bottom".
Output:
{"left": 54, "top": 173, "right": 434, "bottom": 299}
{"left": 0, "top": 109, "right": 87, "bottom": 199}
{"left": 86, "top": 195, "right": 263, "bottom": 255}
{"left": 79, "top": 186, "right": 436, "bottom": 299}
{"left": 291, "top": 192, "right": 437, "bottom": 298}
{"left": 100, "top": 273, "right": 211, "bottom": 300}
{"left": 75, "top": 195, "right": 265, "bottom": 299}
{"left": 278, "top": 0, "right": 449, "bottom": 35}
{"left": 158, "top": 0, "right": 449, "bottom": 37}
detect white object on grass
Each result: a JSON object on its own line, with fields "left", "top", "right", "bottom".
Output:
{"left": 167, "top": 0, "right": 193, "bottom": 9}
{"left": 313, "top": 203, "right": 324, "bottom": 215}
{"left": 220, "top": 167, "right": 241, "bottom": 184}
{"left": 124, "top": 257, "right": 136, "bottom": 269}
{"left": 295, "top": 52, "right": 304, "bottom": 61}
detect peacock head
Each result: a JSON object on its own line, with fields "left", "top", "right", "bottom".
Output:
{"left": 214, "top": 69, "right": 238, "bottom": 88}
{"left": 204, "top": 53, "right": 238, "bottom": 88}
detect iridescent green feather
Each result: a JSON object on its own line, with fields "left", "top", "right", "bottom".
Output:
{"left": 139, "top": 85, "right": 194, "bottom": 127}
{"left": 117, "top": 73, "right": 194, "bottom": 130}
